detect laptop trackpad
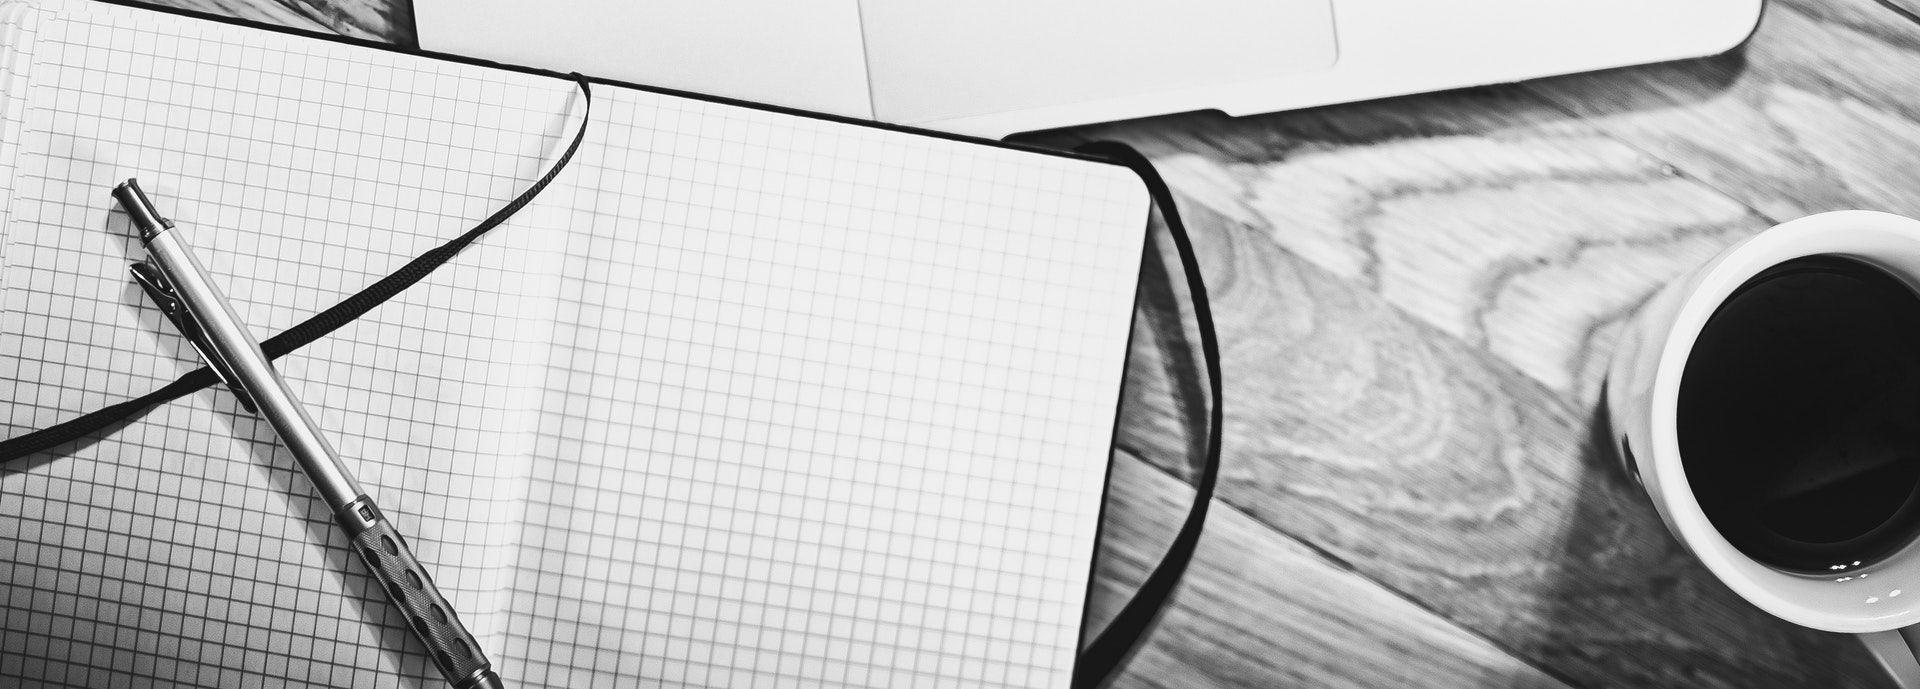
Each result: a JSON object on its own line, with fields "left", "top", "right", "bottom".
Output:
{"left": 860, "top": 0, "right": 1338, "bottom": 125}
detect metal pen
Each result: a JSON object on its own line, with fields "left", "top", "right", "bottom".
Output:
{"left": 113, "top": 179, "right": 504, "bottom": 689}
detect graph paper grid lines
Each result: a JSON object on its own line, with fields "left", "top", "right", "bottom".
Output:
{"left": 0, "top": 1, "right": 1150, "bottom": 687}
{"left": 0, "top": 1, "right": 580, "bottom": 685}
{"left": 492, "top": 88, "right": 1141, "bottom": 688}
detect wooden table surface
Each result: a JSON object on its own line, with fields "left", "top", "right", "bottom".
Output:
{"left": 133, "top": 0, "right": 1920, "bottom": 686}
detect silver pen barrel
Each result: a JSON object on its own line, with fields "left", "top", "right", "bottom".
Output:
{"left": 113, "top": 179, "right": 503, "bottom": 689}
{"left": 115, "top": 180, "right": 366, "bottom": 512}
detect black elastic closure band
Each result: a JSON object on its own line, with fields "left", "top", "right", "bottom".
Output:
{"left": 1071, "top": 141, "right": 1224, "bottom": 689}
{"left": 0, "top": 74, "right": 593, "bottom": 462}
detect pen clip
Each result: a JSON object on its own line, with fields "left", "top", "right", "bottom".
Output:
{"left": 130, "top": 261, "right": 259, "bottom": 413}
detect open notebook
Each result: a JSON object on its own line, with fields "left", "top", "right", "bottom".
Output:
{"left": 0, "top": 1, "right": 1149, "bottom": 686}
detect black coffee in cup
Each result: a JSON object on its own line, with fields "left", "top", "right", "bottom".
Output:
{"left": 1680, "top": 254, "right": 1920, "bottom": 574}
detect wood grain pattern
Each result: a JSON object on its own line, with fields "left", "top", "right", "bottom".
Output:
{"left": 1090, "top": 449, "right": 1573, "bottom": 689}
{"left": 1072, "top": 194, "right": 1887, "bottom": 688}
{"left": 1025, "top": 85, "right": 1891, "bottom": 680}
{"left": 1027, "top": 13, "right": 1920, "bottom": 688}
{"left": 127, "top": 0, "right": 416, "bottom": 45}
{"left": 1526, "top": 0, "right": 1920, "bottom": 224}
{"left": 1088, "top": 240, "right": 1574, "bottom": 688}
{"left": 1028, "top": 90, "right": 1773, "bottom": 406}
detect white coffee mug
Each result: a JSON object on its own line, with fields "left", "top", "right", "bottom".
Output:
{"left": 1607, "top": 210, "right": 1920, "bottom": 686}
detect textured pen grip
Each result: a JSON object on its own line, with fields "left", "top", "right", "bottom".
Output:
{"left": 339, "top": 496, "right": 499, "bottom": 689}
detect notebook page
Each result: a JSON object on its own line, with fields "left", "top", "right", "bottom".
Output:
{"left": 0, "top": 0, "right": 581, "bottom": 684}
{"left": 507, "top": 91, "right": 1145, "bottom": 687}
{"left": 0, "top": 1, "right": 1151, "bottom": 687}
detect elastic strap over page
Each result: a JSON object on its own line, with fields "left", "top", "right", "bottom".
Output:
{"left": 0, "top": 74, "right": 593, "bottom": 462}
{"left": 1072, "top": 141, "right": 1224, "bottom": 689}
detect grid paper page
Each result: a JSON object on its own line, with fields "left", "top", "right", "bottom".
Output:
{"left": 503, "top": 90, "right": 1143, "bottom": 687}
{"left": 0, "top": 1, "right": 583, "bottom": 684}
{"left": 0, "top": 1, "right": 1151, "bottom": 687}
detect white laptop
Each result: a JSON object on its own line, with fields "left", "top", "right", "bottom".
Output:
{"left": 413, "top": 0, "right": 1763, "bottom": 138}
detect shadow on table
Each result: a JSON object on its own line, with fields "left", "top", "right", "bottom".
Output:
{"left": 1507, "top": 387, "right": 1893, "bottom": 689}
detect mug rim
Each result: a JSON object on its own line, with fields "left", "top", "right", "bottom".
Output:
{"left": 1648, "top": 210, "right": 1920, "bottom": 633}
